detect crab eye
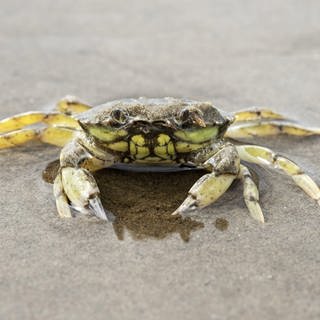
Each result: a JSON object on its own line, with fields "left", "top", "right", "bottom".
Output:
{"left": 178, "top": 108, "right": 206, "bottom": 128}
{"left": 110, "top": 109, "right": 128, "bottom": 125}
{"left": 180, "top": 109, "right": 190, "bottom": 123}
{"left": 177, "top": 108, "right": 192, "bottom": 128}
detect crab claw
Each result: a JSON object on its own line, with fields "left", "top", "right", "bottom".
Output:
{"left": 89, "top": 197, "right": 115, "bottom": 222}
{"left": 172, "top": 195, "right": 198, "bottom": 217}
{"left": 173, "top": 169, "right": 237, "bottom": 218}
{"left": 56, "top": 167, "right": 114, "bottom": 222}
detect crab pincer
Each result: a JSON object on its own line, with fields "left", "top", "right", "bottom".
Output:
{"left": 56, "top": 167, "right": 114, "bottom": 221}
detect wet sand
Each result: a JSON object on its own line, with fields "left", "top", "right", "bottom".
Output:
{"left": 43, "top": 160, "right": 206, "bottom": 241}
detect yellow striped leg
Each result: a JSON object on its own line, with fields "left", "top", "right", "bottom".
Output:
{"left": 0, "top": 127, "right": 76, "bottom": 149}
{"left": 56, "top": 96, "right": 92, "bottom": 115}
{"left": 234, "top": 108, "right": 286, "bottom": 123}
{"left": 239, "top": 164, "right": 265, "bottom": 222}
{"left": 0, "top": 111, "right": 80, "bottom": 133}
{"left": 226, "top": 121, "right": 320, "bottom": 139}
{"left": 237, "top": 145, "right": 320, "bottom": 206}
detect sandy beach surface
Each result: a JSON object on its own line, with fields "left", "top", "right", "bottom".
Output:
{"left": 1, "top": 1, "right": 320, "bottom": 319}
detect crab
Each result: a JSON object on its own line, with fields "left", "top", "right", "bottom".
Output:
{"left": 0, "top": 96, "right": 319, "bottom": 223}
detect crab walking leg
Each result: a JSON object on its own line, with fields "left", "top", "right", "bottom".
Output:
{"left": 226, "top": 121, "right": 320, "bottom": 139}
{"left": 238, "top": 164, "right": 265, "bottom": 222}
{"left": 40, "top": 127, "right": 77, "bottom": 147}
{"left": 237, "top": 145, "right": 320, "bottom": 205}
{"left": 55, "top": 139, "right": 115, "bottom": 221}
{"left": 56, "top": 96, "right": 92, "bottom": 115}
{"left": 173, "top": 144, "right": 240, "bottom": 216}
{"left": 233, "top": 108, "right": 286, "bottom": 123}
{"left": 0, "top": 111, "right": 80, "bottom": 133}
{"left": 0, "top": 127, "right": 76, "bottom": 149}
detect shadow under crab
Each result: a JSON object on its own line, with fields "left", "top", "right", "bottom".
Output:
{"left": 43, "top": 159, "right": 205, "bottom": 241}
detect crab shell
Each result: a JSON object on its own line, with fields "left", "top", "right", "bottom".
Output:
{"left": 77, "top": 98, "right": 234, "bottom": 163}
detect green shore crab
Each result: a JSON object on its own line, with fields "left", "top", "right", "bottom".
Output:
{"left": 0, "top": 96, "right": 319, "bottom": 222}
